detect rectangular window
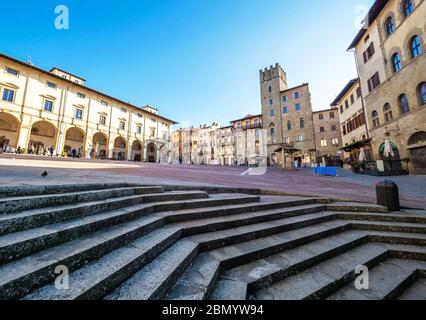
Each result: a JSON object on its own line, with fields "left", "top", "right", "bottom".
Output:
{"left": 331, "top": 124, "right": 337, "bottom": 131}
{"left": 356, "top": 87, "right": 362, "bottom": 98}
{"left": 367, "top": 72, "right": 380, "bottom": 92}
{"left": 295, "top": 103, "right": 301, "bottom": 111}
{"left": 120, "top": 121, "right": 126, "bottom": 130}
{"left": 270, "top": 109, "right": 275, "bottom": 117}
{"left": 75, "top": 108, "right": 83, "bottom": 119}
{"left": 342, "top": 125, "right": 347, "bottom": 135}
{"left": 99, "top": 115, "right": 106, "bottom": 125}
{"left": 283, "top": 106, "right": 288, "bottom": 114}
{"left": 268, "top": 85, "right": 272, "bottom": 93}
{"left": 319, "top": 113, "right": 324, "bottom": 120}
{"left": 47, "top": 81, "right": 57, "bottom": 89}
{"left": 2, "top": 88, "right": 15, "bottom": 102}
{"left": 269, "top": 98, "right": 273, "bottom": 106}
{"left": 121, "top": 108, "right": 127, "bottom": 113}
{"left": 6, "top": 68, "right": 19, "bottom": 76}
{"left": 77, "top": 92, "right": 86, "bottom": 99}
{"left": 340, "top": 105, "right": 344, "bottom": 114}
{"left": 350, "top": 94, "right": 355, "bottom": 104}
{"left": 44, "top": 100, "right": 54, "bottom": 112}
{"left": 137, "top": 113, "right": 143, "bottom": 118}
{"left": 345, "top": 100, "right": 349, "bottom": 109}
{"left": 282, "top": 96, "right": 287, "bottom": 102}
{"left": 320, "top": 126, "right": 325, "bottom": 133}
{"left": 283, "top": 136, "right": 290, "bottom": 144}
{"left": 330, "top": 112, "right": 335, "bottom": 119}
{"left": 101, "top": 100, "right": 108, "bottom": 106}
{"left": 137, "top": 126, "right": 142, "bottom": 134}
{"left": 294, "top": 92, "right": 300, "bottom": 99}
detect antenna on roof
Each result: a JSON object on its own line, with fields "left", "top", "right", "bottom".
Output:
{"left": 27, "top": 56, "right": 33, "bottom": 66}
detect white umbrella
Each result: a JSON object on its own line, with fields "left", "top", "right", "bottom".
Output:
{"left": 383, "top": 140, "right": 395, "bottom": 158}
{"left": 359, "top": 148, "right": 366, "bottom": 162}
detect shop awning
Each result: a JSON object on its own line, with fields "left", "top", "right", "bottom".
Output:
{"left": 274, "top": 144, "right": 301, "bottom": 154}
{"left": 340, "top": 138, "right": 372, "bottom": 152}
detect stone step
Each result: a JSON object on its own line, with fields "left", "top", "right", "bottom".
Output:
{"left": 398, "top": 272, "right": 426, "bottom": 300}
{"left": 327, "top": 202, "right": 388, "bottom": 213}
{"left": 210, "top": 280, "right": 247, "bottom": 300}
{"left": 336, "top": 211, "right": 426, "bottom": 224}
{"left": 0, "top": 215, "right": 164, "bottom": 300}
{"left": 157, "top": 197, "right": 321, "bottom": 223}
{"left": 327, "top": 258, "right": 426, "bottom": 300}
{"left": 251, "top": 243, "right": 390, "bottom": 300}
{"left": 104, "top": 240, "right": 199, "bottom": 300}
{"left": 0, "top": 183, "right": 133, "bottom": 199}
{"left": 167, "top": 226, "right": 363, "bottom": 300}
{"left": 0, "top": 191, "right": 210, "bottom": 263}
{"left": 222, "top": 231, "right": 369, "bottom": 294}
{"left": 187, "top": 212, "right": 341, "bottom": 252}
{"left": 174, "top": 204, "right": 327, "bottom": 236}
{"left": 0, "top": 186, "right": 166, "bottom": 214}
{"left": 0, "top": 193, "right": 260, "bottom": 236}
{"left": 22, "top": 227, "right": 182, "bottom": 300}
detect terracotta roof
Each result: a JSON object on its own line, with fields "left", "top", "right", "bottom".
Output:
{"left": 280, "top": 83, "right": 309, "bottom": 94}
{"left": 0, "top": 52, "right": 177, "bottom": 124}
{"left": 347, "top": 0, "right": 389, "bottom": 50}
{"left": 49, "top": 67, "right": 86, "bottom": 81}
{"left": 230, "top": 114, "right": 262, "bottom": 123}
{"left": 330, "top": 78, "right": 359, "bottom": 106}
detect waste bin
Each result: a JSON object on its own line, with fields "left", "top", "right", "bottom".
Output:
{"left": 376, "top": 179, "right": 400, "bottom": 211}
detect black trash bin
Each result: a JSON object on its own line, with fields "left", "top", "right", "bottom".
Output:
{"left": 376, "top": 179, "right": 400, "bottom": 211}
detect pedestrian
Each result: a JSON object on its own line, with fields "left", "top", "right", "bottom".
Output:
{"left": 49, "top": 146, "right": 54, "bottom": 157}
{"left": 71, "top": 148, "right": 77, "bottom": 158}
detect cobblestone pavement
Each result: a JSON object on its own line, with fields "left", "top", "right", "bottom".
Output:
{"left": 0, "top": 155, "right": 425, "bottom": 209}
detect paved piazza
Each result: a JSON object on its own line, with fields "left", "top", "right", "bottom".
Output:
{"left": 0, "top": 155, "right": 425, "bottom": 209}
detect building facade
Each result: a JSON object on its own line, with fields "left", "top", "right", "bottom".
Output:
{"left": 312, "top": 108, "right": 343, "bottom": 165}
{"left": 0, "top": 53, "right": 176, "bottom": 162}
{"left": 215, "top": 126, "right": 235, "bottom": 166}
{"left": 260, "top": 64, "right": 316, "bottom": 167}
{"left": 230, "top": 114, "right": 266, "bottom": 166}
{"left": 348, "top": 0, "right": 426, "bottom": 174}
{"left": 331, "top": 79, "right": 372, "bottom": 161}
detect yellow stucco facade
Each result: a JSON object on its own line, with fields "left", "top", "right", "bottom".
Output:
{"left": 0, "top": 53, "right": 176, "bottom": 162}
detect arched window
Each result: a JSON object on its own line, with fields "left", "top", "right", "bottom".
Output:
{"left": 418, "top": 82, "right": 426, "bottom": 105}
{"left": 372, "top": 111, "right": 380, "bottom": 128}
{"left": 410, "top": 35, "right": 422, "bottom": 58}
{"left": 385, "top": 17, "right": 395, "bottom": 36}
{"left": 402, "top": 0, "right": 414, "bottom": 17}
{"left": 300, "top": 118, "right": 305, "bottom": 129}
{"left": 287, "top": 121, "right": 292, "bottom": 131}
{"left": 384, "top": 103, "right": 393, "bottom": 122}
{"left": 392, "top": 53, "right": 402, "bottom": 72}
{"left": 398, "top": 94, "right": 410, "bottom": 114}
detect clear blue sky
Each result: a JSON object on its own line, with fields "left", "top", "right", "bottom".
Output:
{"left": 1, "top": 0, "right": 374, "bottom": 127}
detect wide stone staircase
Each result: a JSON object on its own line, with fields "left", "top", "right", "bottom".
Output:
{"left": 0, "top": 183, "right": 425, "bottom": 300}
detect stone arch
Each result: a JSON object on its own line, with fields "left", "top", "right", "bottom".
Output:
{"left": 408, "top": 131, "right": 426, "bottom": 146}
{"left": 159, "top": 144, "right": 168, "bottom": 164}
{"left": 0, "top": 112, "right": 20, "bottom": 149}
{"left": 64, "top": 127, "right": 86, "bottom": 157}
{"left": 146, "top": 142, "right": 157, "bottom": 163}
{"left": 113, "top": 136, "right": 127, "bottom": 161}
{"left": 92, "top": 132, "right": 108, "bottom": 159}
{"left": 403, "top": 28, "right": 424, "bottom": 59}
{"left": 28, "top": 120, "right": 57, "bottom": 155}
{"left": 131, "top": 140, "right": 143, "bottom": 162}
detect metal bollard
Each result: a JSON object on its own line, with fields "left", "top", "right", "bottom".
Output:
{"left": 376, "top": 179, "right": 400, "bottom": 211}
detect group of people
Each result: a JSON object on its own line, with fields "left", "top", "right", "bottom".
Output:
{"left": 27, "top": 144, "right": 55, "bottom": 157}
{"left": 0, "top": 143, "right": 22, "bottom": 154}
